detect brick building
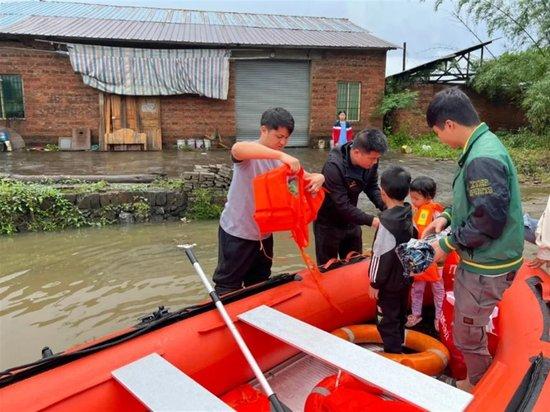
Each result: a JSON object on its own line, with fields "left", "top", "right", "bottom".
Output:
{"left": 0, "top": 1, "right": 396, "bottom": 149}
{"left": 386, "top": 41, "right": 526, "bottom": 136}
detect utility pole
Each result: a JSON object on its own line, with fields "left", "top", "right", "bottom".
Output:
{"left": 402, "top": 42, "right": 407, "bottom": 71}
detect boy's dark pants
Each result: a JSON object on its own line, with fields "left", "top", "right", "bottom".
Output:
{"left": 376, "top": 287, "right": 410, "bottom": 353}
{"left": 212, "top": 227, "right": 273, "bottom": 295}
{"left": 313, "top": 221, "right": 362, "bottom": 265}
{"left": 453, "top": 268, "right": 515, "bottom": 384}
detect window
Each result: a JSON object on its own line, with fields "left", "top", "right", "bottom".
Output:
{"left": 336, "top": 81, "right": 361, "bottom": 121}
{"left": 0, "top": 75, "right": 25, "bottom": 119}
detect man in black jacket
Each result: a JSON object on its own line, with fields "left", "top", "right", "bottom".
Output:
{"left": 314, "top": 128, "right": 388, "bottom": 265}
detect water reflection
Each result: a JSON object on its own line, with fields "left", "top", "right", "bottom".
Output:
{"left": 0, "top": 220, "right": 376, "bottom": 370}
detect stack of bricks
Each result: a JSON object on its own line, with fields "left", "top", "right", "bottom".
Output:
{"left": 182, "top": 164, "right": 233, "bottom": 192}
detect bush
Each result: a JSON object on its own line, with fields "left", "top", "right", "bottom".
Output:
{"left": 472, "top": 49, "right": 550, "bottom": 133}
{"left": 387, "top": 129, "right": 550, "bottom": 183}
{"left": 186, "top": 188, "right": 223, "bottom": 220}
{"left": 387, "top": 131, "right": 461, "bottom": 160}
{"left": 377, "top": 89, "right": 419, "bottom": 116}
{"left": 0, "top": 180, "right": 87, "bottom": 234}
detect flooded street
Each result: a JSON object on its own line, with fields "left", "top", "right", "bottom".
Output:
{"left": 0, "top": 148, "right": 548, "bottom": 370}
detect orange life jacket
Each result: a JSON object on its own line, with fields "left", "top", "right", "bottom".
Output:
{"left": 413, "top": 202, "right": 445, "bottom": 282}
{"left": 254, "top": 165, "right": 342, "bottom": 312}
{"left": 305, "top": 372, "right": 421, "bottom": 412}
{"left": 253, "top": 165, "right": 325, "bottom": 249}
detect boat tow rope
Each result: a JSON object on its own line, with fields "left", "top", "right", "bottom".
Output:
{"left": 179, "top": 244, "right": 292, "bottom": 412}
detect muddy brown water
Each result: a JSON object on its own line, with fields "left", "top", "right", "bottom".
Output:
{"left": 0, "top": 149, "right": 548, "bottom": 370}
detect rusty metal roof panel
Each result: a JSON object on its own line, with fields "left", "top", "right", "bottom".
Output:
{"left": 0, "top": 1, "right": 397, "bottom": 49}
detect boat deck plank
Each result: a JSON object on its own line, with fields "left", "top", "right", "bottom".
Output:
{"left": 112, "top": 353, "right": 233, "bottom": 412}
{"left": 239, "top": 305, "right": 473, "bottom": 412}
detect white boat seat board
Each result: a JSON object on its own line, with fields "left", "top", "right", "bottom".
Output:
{"left": 112, "top": 353, "right": 233, "bottom": 412}
{"left": 239, "top": 305, "right": 473, "bottom": 412}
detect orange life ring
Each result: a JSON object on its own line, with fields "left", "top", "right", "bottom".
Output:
{"left": 304, "top": 372, "right": 421, "bottom": 412}
{"left": 332, "top": 324, "right": 449, "bottom": 376}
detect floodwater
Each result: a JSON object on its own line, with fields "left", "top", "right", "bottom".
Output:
{"left": 0, "top": 149, "right": 548, "bottom": 371}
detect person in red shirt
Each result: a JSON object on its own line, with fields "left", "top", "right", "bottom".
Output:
{"left": 331, "top": 111, "right": 353, "bottom": 148}
{"left": 405, "top": 176, "right": 445, "bottom": 330}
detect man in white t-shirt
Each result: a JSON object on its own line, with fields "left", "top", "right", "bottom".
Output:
{"left": 213, "top": 107, "right": 325, "bottom": 294}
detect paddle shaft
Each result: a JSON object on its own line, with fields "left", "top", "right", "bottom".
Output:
{"left": 179, "top": 244, "right": 288, "bottom": 412}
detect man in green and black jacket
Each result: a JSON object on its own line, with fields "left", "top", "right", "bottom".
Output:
{"left": 423, "top": 88, "right": 523, "bottom": 392}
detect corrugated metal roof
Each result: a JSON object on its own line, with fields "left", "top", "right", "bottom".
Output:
{"left": 0, "top": 1, "right": 362, "bottom": 31}
{"left": 0, "top": 1, "right": 397, "bottom": 49}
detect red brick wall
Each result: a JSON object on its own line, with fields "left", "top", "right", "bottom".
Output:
{"left": 310, "top": 50, "right": 387, "bottom": 141}
{"left": 392, "top": 83, "right": 526, "bottom": 136}
{"left": 0, "top": 42, "right": 100, "bottom": 144}
{"left": 160, "top": 64, "right": 235, "bottom": 147}
{"left": 1, "top": 42, "right": 387, "bottom": 147}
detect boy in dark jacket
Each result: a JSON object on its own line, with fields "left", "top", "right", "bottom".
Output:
{"left": 314, "top": 128, "right": 387, "bottom": 265}
{"left": 369, "top": 166, "right": 414, "bottom": 354}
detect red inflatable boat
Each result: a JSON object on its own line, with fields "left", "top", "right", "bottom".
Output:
{"left": 0, "top": 257, "right": 548, "bottom": 411}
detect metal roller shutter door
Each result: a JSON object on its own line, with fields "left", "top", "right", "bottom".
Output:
{"left": 235, "top": 60, "right": 310, "bottom": 147}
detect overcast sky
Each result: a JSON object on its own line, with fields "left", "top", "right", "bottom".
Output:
{"left": 5, "top": 0, "right": 508, "bottom": 75}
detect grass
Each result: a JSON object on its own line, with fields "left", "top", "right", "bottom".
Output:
{"left": 387, "top": 129, "right": 550, "bottom": 184}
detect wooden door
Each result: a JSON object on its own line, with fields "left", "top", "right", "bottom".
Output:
{"left": 138, "top": 97, "right": 162, "bottom": 151}
{"left": 99, "top": 94, "right": 162, "bottom": 151}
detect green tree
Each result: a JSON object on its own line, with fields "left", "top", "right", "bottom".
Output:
{"left": 428, "top": 0, "right": 550, "bottom": 132}
{"left": 433, "top": 0, "right": 549, "bottom": 53}
{"left": 472, "top": 49, "right": 549, "bottom": 132}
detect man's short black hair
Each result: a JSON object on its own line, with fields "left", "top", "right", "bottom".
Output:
{"left": 261, "top": 107, "right": 295, "bottom": 134}
{"left": 381, "top": 166, "right": 411, "bottom": 201}
{"left": 426, "top": 87, "right": 480, "bottom": 128}
{"left": 410, "top": 176, "right": 437, "bottom": 199}
{"left": 351, "top": 128, "right": 388, "bottom": 154}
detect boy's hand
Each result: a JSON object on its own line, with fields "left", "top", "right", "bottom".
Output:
{"left": 368, "top": 287, "right": 378, "bottom": 300}
{"left": 304, "top": 172, "right": 325, "bottom": 194}
{"left": 371, "top": 217, "right": 380, "bottom": 230}
{"left": 279, "top": 153, "right": 301, "bottom": 173}
{"left": 422, "top": 216, "right": 448, "bottom": 239}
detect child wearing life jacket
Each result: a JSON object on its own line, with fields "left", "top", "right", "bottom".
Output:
{"left": 405, "top": 176, "right": 445, "bottom": 331}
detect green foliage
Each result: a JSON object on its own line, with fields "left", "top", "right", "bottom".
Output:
{"left": 186, "top": 188, "right": 223, "bottom": 220}
{"left": 472, "top": 49, "right": 550, "bottom": 133}
{"left": 0, "top": 180, "right": 87, "bottom": 234}
{"left": 496, "top": 130, "right": 550, "bottom": 183}
{"left": 433, "top": 0, "right": 549, "bottom": 51}
{"left": 388, "top": 129, "right": 550, "bottom": 183}
{"left": 522, "top": 73, "right": 550, "bottom": 132}
{"left": 59, "top": 180, "right": 110, "bottom": 194}
{"left": 427, "top": 1, "right": 549, "bottom": 132}
{"left": 388, "top": 132, "right": 461, "bottom": 160}
{"left": 376, "top": 89, "right": 419, "bottom": 116}
{"left": 131, "top": 199, "right": 151, "bottom": 221}
{"left": 98, "top": 197, "right": 151, "bottom": 224}
{"left": 153, "top": 178, "right": 186, "bottom": 192}
{"left": 44, "top": 144, "right": 60, "bottom": 152}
